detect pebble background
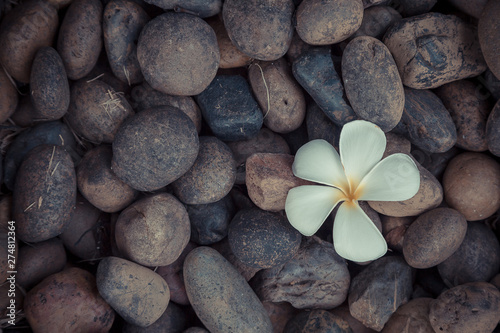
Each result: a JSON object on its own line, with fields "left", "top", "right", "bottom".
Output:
{"left": 0, "top": 0, "right": 499, "bottom": 332}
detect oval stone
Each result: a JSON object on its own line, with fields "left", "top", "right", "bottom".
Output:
{"left": 183, "top": 246, "right": 273, "bottom": 333}
{"left": 228, "top": 208, "right": 301, "bottom": 269}
{"left": 96, "top": 256, "right": 170, "bottom": 327}
{"left": 403, "top": 208, "right": 467, "bottom": 269}
{"left": 172, "top": 136, "right": 236, "bottom": 205}
{"left": 478, "top": 0, "right": 500, "bottom": 80}
{"left": 112, "top": 106, "right": 199, "bottom": 191}
{"left": 342, "top": 36, "right": 404, "bottom": 132}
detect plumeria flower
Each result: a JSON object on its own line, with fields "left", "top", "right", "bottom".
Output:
{"left": 285, "top": 120, "right": 420, "bottom": 262}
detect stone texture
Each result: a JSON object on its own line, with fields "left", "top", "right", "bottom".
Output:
{"left": 183, "top": 246, "right": 273, "bottom": 333}
{"left": 342, "top": 36, "right": 404, "bottom": 132}
{"left": 478, "top": 0, "right": 500, "bottom": 80}
{"left": 381, "top": 298, "right": 434, "bottom": 333}
{"left": 348, "top": 256, "right": 413, "bottom": 331}
{"left": 195, "top": 75, "right": 263, "bottom": 141}
{"left": 283, "top": 310, "right": 352, "bottom": 333}
{"left": 403, "top": 208, "right": 467, "bottom": 269}
{"left": 228, "top": 208, "right": 301, "bottom": 269}
{"left": 253, "top": 236, "right": 350, "bottom": 309}
{"left": 172, "top": 136, "right": 236, "bottom": 205}
{"left": 246, "top": 153, "right": 312, "bottom": 212}
{"left": 384, "top": 13, "right": 487, "bottom": 89}
{"left": 293, "top": 47, "right": 358, "bottom": 127}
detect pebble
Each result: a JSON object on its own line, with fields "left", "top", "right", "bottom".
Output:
{"left": 228, "top": 208, "right": 301, "bottom": 269}
{"left": 248, "top": 58, "right": 306, "bottom": 134}
{"left": 3, "top": 120, "right": 76, "bottom": 191}
{"left": 283, "top": 309, "right": 352, "bottom": 333}
{"left": 195, "top": 75, "right": 263, "bottom": 141}
{"left": 434, "top": 80, "right": 491, "bottom": 152}
{"left": 253, "top": 236, "right": 350, "bottom": 309}
{"left": 245, "top": 153, "right": 311, "bottom": 212}
{"left": 403, "top": 207, "right": 467, "bottom": 269}
{"left": 211, "top": 237, "right": 261, "bottom": 281}
{"left": 172, "top": 136, "right": 235, "bottom": 205}
{"left": 183, "top": 328, "right": 209, "bottom": 333}
{"left": 25, "top": 267, "right": 115, "bottom": 332}
{"left": 381, "top": 298, "right": 434, "bottom": 333}
{"left": 77, "top": 145, "right": 137, "bottom": 213}
{"left": 442, "top": 152, "right": 500, "bottom": 221}
{"left": 292, "top": 47, "right": 357, "bottom": 127}
{"left": 350, "top": 6, "right": 401, "bottom": 40}
{"left": 396, "top": 87, "right": 457, "bottom": 153}
{"left": 396, "top": 0, "right": 437, "bottom": 16}
{"left": 263, "top": 301, "right": 298, "bottom": 333}
{"left": 429, "top": 282, "right": 500, "bottom": 333}
{"left": 330, "top": 305, "right": 377, "bottom": 333}
{"left": 342, "top": 36, "right": 405, "bottom": 132}
{"left": 384, "top": 13, "right": 487, "bottom": 89}
{"left": 447, "top": 0, "right": 487, "bottom": 18}
{"left": 183, "top": 246, "right": 273, "bottom": 333}
{"left": 96, "top": 256, "right": 170, "bottom": 327}
{"left": 187, "top": 195, "right": 235, "bottom": 245}
{"left": 226, "top": 128, "right": 291, "bottom": 184}
{"left": 438, "top": 222, "right": 500, "bottom": 287}
{"left": 348, "top": 256, "right": 413, "bottom": 331}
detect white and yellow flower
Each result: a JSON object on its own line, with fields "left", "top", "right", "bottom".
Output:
{"left": 285, "top": 120, "right": 420, "bottom": 262}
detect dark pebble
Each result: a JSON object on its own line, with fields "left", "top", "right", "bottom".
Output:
{"left": 195, "top": 75, "right": 263, "bottom": 141}
{"left": 292, "top": 47, "right": 357, "bottom": 127}
{"left": 306, "top": 102, "right": 341, "bottom": 150}
{"left": 348, "top": 256, "right": 413, "bottom": 331}
{"left": 253, "top": 236, "right": 350, "bottom": 309}
{"left": 438, "top": 222, "right": 500, "bottom": 287}
{"left": 228, "top": 208, "right": 301, "bottom": 269}
{"left": 187, "top": 195, "right": 235, "bottom": 245}
{"left": 122, "top": 301, "right": 186, "bottom": 333}
{"left": 486, "top": 99, "right": 500, "bottom": 157}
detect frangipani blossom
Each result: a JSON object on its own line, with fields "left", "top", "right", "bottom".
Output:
{"left": 285, "top": 120, "right": 420, "bottom": 262}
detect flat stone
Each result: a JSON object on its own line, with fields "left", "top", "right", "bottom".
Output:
{"left": 183, "top": 246, "right": 273, "bottom": 333}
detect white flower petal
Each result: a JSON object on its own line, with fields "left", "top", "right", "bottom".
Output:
{"left": 333, "top": 202, "right": 387, "bottom": 262}
{"left": 340, "top": 120, "right": 386, "bottom": 191}
{"left": 356, "top": 153, "right": 420, "bottom": 201}
{"left": 292, "top": 139, "right": 349, "bottom": 192}
{"left": 285, "top": 185, "right": 346, "bottom": 236}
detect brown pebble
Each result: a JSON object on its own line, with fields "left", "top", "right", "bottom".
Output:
{"left": 263, "top": 301, "right": 298, "bottom": 333}
{"left": 429, "top": 282, "right": 500, "bottom": 333}
{"left": 382, "top": 298, "right": 434, "bottom": 333}
{"left": 403, "top": 207, "right": 467, "bottom": 269}
{"left": 246, "top": 153, "right": 312, "bottom": 212}
{"left": 479, "top": 0, "right": 500, "bottom": 80}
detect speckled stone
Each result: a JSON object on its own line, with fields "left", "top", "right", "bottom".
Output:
{"left": 195, "top": 75, "right": 263, "bottom": 141}
{"left": 210, "top": 237, "right": 261, "bottom": 281}
{"left": 263, "top": 301, "right": 298, "bottom": 333}
{"left": 253, "top": 236, "right": 350, "bottom": 309}
{"left": 292, "top": 47, "right": 357, "bottom": 127}
{"left": 245, "top": 153, "right": 312, "bottom": 212}
{"left": 227, "top": 128, "right": 290, "bottom": 184}
{"left": 183, "top": 246, "right": 273, "bottom": 333}
{"left": 172, "top": 136, "right": 236, "bottom": 205}
{"left": 381, "top": 298, "right": 434, "bottom": 333}
{"left": 187, "top": 195, "right": 235, "bottom": 245}
{"left": 228, "top": 208, "right": 301, "bottom": 269}
{"left": 348, "top": 256, "right": 413, "bottom": 331}
{"left": 283, "top": 310, "right": 352, "bottom": 333}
